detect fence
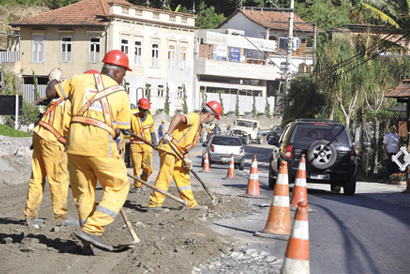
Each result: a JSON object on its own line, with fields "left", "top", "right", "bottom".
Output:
{"left": 21, "top": 84, "right": 47, "bottom": 103}
{"left": 0, "top": 51, "right": 19, "bottom": 64}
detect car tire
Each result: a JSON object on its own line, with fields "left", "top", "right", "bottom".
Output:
{"left": 239, "top": 158, "right": 245, "bottom": 170}
{"left": 307, "top": 140, "right": 338, "bottom": 170}
{"left": 344, "top": 176, "right": 356, "bottom": 196}
{"left": 243, "top": 135, "right": 250, "bottom": 145}
{"left": 257, "top": 136, "right": 261, "bottom": 144}
{"left": 201, "top": 157, "right": 204, "bottom": 167}
{"left": 331, "top": 184, "right": 341, "bottom": 193}
{"left": 268, "top": 165, "right": 276, "bottom": 189}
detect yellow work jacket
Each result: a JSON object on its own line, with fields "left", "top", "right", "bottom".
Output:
{"left": 130, "top": 111, "right": 155, "bottom": 144}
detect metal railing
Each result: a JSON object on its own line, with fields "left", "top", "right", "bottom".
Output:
{"left": 0, "top": 51, "right": 19, "bottom": 64}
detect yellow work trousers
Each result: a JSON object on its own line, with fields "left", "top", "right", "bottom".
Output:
{"left": 148, "top": 149, "right": 198, "bottom": 208}
{"left": 24, "top": 133, "right": 69, "bottom": 221}
{"left": 131, "top": 143, "right": 153, "bottom": 188}
{"left": 68, "top": 154, "right": 130, "bottom": 235}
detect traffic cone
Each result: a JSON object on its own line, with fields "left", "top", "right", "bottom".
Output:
{"left": 201, "top": 151, "right": 211, "bottom": 172}
{"left": 254, "top": 161, "right": 291, "bottom": 240}
{"left": 239, "top": 155, "right": 261, "bottom": 198}
{"left": 280, "top": 200, "right": 310, "bottom": 274}
{"left": 224, "top": 153, "right": 235, "bottom": 179}
{"left": 290, "top": 155, "right": 316, "bottom": 213}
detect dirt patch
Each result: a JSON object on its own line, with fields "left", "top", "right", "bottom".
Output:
{"left": 0, "top": 178, "right": 251, "bottom": 273}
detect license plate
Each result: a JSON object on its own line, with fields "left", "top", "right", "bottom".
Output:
{"left": 221, "top": 157, "right": 230, "bottom": 161}
{"left": 310, "top": 173, "right": 330, "bottom": 180}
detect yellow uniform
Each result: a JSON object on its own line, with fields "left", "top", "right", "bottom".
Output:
{"left": 56, "top": 73, "right": 130, "bottom": 235}
{"left": 25, "top": 98, "right": 71, "bottom": 221}
{"left": 149, "top": 113, "right": 202, "bottom": 208}
{"left": 130, "top": 110, "right": 154, "bottom": 188}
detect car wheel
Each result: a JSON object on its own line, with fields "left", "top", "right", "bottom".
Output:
{"left": 268, "top": 165, "right": 276, "bottom": 189}
{"left": 307, "top": 140, "right": 337, "bottom": 170}
{"left": 257, "top": 136, "right": 261, "bottom": 144}
{"left": 344, "top": 176, "right": 356, "bottom": 196}
{"left": 331, "top": 184, "right": 341, "bottom": 193}
{"left": 239, "top": 158, "right": 245, "bottom": 170}
{"left": 201, "top": 157, "right": 204, "bottom": 167}
{"left": 243, "top": 135, "right": 250, "bottom": 145}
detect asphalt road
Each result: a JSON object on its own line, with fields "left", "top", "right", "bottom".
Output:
{"left": 187, "top": 142, "right": 410, "bottom": 274}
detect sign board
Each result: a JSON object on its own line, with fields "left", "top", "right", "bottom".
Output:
{"left": 0, "top": 95, "right": 23, "bottom": 115}
{"left": 230, "top": 47, "right": 240, "bottom": 62}
{"left": 398, "top": 121, "right": 407, "bottom": 137}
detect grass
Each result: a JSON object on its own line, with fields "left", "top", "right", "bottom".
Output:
{"left": 0, "top": 124, "right": 31, "bottom": 137}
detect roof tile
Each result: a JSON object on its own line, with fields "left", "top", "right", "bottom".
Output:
{"left": 386, "top": 79, "right": 410, "bottom": 98}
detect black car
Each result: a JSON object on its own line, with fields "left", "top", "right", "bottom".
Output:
{"left": 268, "top": 119, "right": 357, "bottom": 195}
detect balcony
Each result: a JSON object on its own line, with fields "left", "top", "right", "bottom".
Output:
{"left": 0, "top": 51, "right": 19, "bottom": 64}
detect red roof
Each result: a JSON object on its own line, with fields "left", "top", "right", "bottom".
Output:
{"left": 220, "top": 9, "right": 319, "bottom": 33}
{"left": 386, "top": 79, "right": 410, "bottom": 98}
{"left": 10, "top": 0, "right": 132, "bottom": 27}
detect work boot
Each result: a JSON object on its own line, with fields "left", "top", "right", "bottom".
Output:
{"left": 188, "top": 205, "right": 208, "bottom": 211}
{"left": 147, "top": 207, "right": 170, "bottom": 213}
{"left": 56, "top": 215, "right": 79, "bottom": 226}
{"left": 25, "top": 217, "right": 44, "bottom": 229}
{"left": 75, "top": 230, "right": 113, "bottom": 252}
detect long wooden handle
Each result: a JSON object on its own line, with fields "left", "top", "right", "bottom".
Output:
{"left": 119, "top": 208, "right": 140, "bottom": 244}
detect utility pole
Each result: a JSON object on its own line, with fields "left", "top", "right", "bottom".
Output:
{"left": 283, "top": 0, "right": 294, "bottom": 113}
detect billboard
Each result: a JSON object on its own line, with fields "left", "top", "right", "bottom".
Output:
{"left": 0, "top": 95, "right": 23, "bottom": 115}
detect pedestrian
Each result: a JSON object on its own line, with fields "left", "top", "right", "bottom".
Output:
{"left": 128, "top": 98, "right": 156, "bottom": 193}
{"left": 45, "top": 50, "right": 131, "bottom": 252}
{"left": 383, "top": 123, "right": 400, "bottom": 183}
{"left": 226, "top": 125, "right": 233, "bottom": 136}
{"left": 158, "top": 120, "right": 165, "bottom": 139}
{"left": 24, "top": 68, "right": 77, "bottom": 228}
{"left": 147, "top": 100, "right": 222, "bottom": 212}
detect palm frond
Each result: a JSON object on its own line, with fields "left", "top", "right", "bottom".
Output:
{"left": 361, "top": 3, "right": 400, "bottom": 28}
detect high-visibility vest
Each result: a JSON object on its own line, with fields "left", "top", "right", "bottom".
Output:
{"left": 38, "top": 98, "right": 66, "bottom": 144}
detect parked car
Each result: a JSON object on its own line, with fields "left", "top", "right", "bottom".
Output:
{"left": 268, "top": 119, "right": 357, "bottom": 195}
{"left": 268, "top": 126, "right": 282, "bottom": 142}
{"left": 202, "top": 135, "right": 246, "bottom": 170}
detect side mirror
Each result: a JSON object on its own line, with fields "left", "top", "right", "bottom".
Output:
{"left": 202, "top": 142, "right": 207, "bottom": 147}
{"left": 268, "top": 138, "right": 276, "bottom": 145}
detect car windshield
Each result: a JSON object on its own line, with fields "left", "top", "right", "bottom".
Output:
{"left": 236, "top": 120, "right": 253, "bottom": 127}
{"left": 294, "top": 124, "right": 350, "bottom": 146}
{"left": 212, "top": 136, "right": 242, "bottom": 146}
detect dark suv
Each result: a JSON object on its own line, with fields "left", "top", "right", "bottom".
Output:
{"left": 268, "top": 119, "right": 357, "bottom": 195}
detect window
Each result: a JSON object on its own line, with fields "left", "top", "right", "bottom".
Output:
{"left": 170, "top": 16, "right": 176, "bottom": 22}
{"left": 32, "top": 34, "right": 44, "bottom": 63}
{"left": 89, "top": 37, "right": 101, "bottom": 63}
{"left": 134, "top": 41, "right": 142, "bottom": 66}
{"left": 121, "top": 39, "right": 129, "bottom": 55}
{"left": 168, "top": 45, "right": 176, "bottom": 68}
{"left": 176, "top": 86, "right": 183, "bottom": 98}
{"left": 60, "top": 37, "right": 72, "bottom": 63}
{"left": 180, "top": 46, "right": 187, "bottom": 69}
{"left": 157, "top": 85, "right": 164, "bottom": 97}
{"left": 122, "top": 7, "right": 128, "bottom": 14}
{"left": 278, "top": 37, "right": 301, "bottom": 51}
{"left": 151, "top": 43, "right": 159, "bottom": 67}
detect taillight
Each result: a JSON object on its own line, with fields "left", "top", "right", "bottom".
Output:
{"left": 210, "top": 145, "right": 215, "bottom": 152}
{"left": 239, "top": 146, "right": 244, "bottom": 154}
{"left": 350, "top": 148, "right": 356, "bottom": 163}
{"left": 285, "top": 145, "right": 293, "bottom": 159}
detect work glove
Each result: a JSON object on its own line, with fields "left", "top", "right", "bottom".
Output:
{"left": 162, "top": 132, "right": 172, "bottom": 144}
{"left": 48, "top": 67, "right": 62, "bottom": 83}
{"left": 183, "top": 158, "right": 192, "bottom": 171}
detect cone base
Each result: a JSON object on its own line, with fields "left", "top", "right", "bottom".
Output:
{"left": 290, "top": 206, "right": 317, "bottom": 213}
{"left": 238, "top": 194, "right": 266, "bottom": 199}
{"left": 222, "top": 176, "right": 235, "bottom": 179}
{"left": 254, "top": 231, "right": 290, "bottom": 241}
{"left": 200, "top": 170, "right": 211, "bottom": 173}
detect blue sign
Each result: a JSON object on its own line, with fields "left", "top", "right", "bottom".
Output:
{"left": 230, "top": 47, "right": 240, "bottom": 62}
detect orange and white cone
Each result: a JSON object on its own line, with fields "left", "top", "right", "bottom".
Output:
{"left": 255, "top": 161, "right": 291, "bottom": 240}
{"left": 201, "top": 151, "right": 211, "bottom": 172}
{"left": 290, "top": 155, "right": 316, "bottom": 213}
{"left": 224, "top": 153, "right": 235, "bottom": 179}
{"left": 240, "top": 155, "right": 261, "bottom": 198}
{"left": 281, "top": 200, "right": 310, "bottom": 274}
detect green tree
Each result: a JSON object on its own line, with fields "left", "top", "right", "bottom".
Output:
{"left": 264, "top": 96, "right": 271, "bottom": 118}
{"left": 181, "top": 83, "right": 188, "bottom": 114}
{"left": 201, "top": 90, "right": 207, "bottom": 109}
{"left": 32, "top": 70, "right": 39, "bottom": 101}
{"left": 217, "top": 90, "right": 224, "bottom": 117}
{"left": 235, "top": 93, "right": 240, "bottom": 117}
{"left": 164, "top": 83, "right": 171, "bottom": 115}
{"left": 195, "top": 2, "right": 226, "bottom": 29}
{"left": 252, "top": 94, "right": 257, "bottom": 118}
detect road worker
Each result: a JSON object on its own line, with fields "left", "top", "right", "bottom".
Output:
{"left": 24, "top": 68, "right": 77, "bottom": 228}
{"left": 128, "top": 98, "right": 156, "bottom": 193}
{"left": 147, "top": 100, "right": 222, "bottom": 212}
{"left": 45, "top": 50, "right": 131, "bottom": 252}
{"left": 158, "top": 120, "right": 165, "bottom": 139}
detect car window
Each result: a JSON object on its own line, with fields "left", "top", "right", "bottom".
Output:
{"left": 294, "top": 124, "right": 350, "bottom": 146}
{"left": 212, "top": 136, "right": 241, "bottom": 146}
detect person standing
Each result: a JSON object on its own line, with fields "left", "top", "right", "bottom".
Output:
{"left": 158, "top": 120, "right": 165, "bottom": 140}
{"left": 24, "top": 68, "right": 77, "bottom": 228}
{"left": 147, "top": 101, "right": 222, "bottom": 212}
{"left": 45, "top": 50, "right": 131, "bottom": 252}
{"left": 128, "top": 98, "right": 156, "bottom": 193}
{"left": 383, "top": 123, "right": 400, "bottom": 182}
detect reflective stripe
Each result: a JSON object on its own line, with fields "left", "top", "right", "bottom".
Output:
{"left": 117, "top": 121, "right": 130, "bottom": 126}
{"left": 294, "top": 177, "right": 306, "bottom": 187}
{"left": 178, "top": 185, "right": 192, "bottom": 192}
{"left": 292, "top": 220, "right": 309, "bottom": 239}
{"left": 80, "top": 219, "right": 87, "bottom": 226}
{"left": 272, "top": 195, "right": 289, "bottom": 207}
{"left": 38, "top": 121, "right": 66, "bottom": 144}
{"left": 57, "top": 82, "right": 68, "bottom": 99}
{"left": 71, "top": 116, "right": 116, "bottom": 136}
{"left": 185, "top": 114, "right": 190, "bottom": 124}
{"left": 96, "top": 205, "right": 117, "bottom": 219}
{"left": 252, "top": 162, "right": 258, "bottom": 168}
{"left": 299, "top": 161, "right": 306, "bottom": 170}
{"left": 250, "top": 173, "right": 258, "bottom": 180}
{"left": 276, "top": 174, "right": 288, "bottom": 185}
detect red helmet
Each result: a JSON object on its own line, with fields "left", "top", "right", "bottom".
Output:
{"left": 84, "top": 69, "right": 100, "bottom": 74}
{"left": 102, "top": 50, "right": 132, "bottom": 71}
{"left": 206, "top": 100, "right": 222, "bottom": 120}
{"left": 138, "top": 98, "right": 151, "bottom": 110}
